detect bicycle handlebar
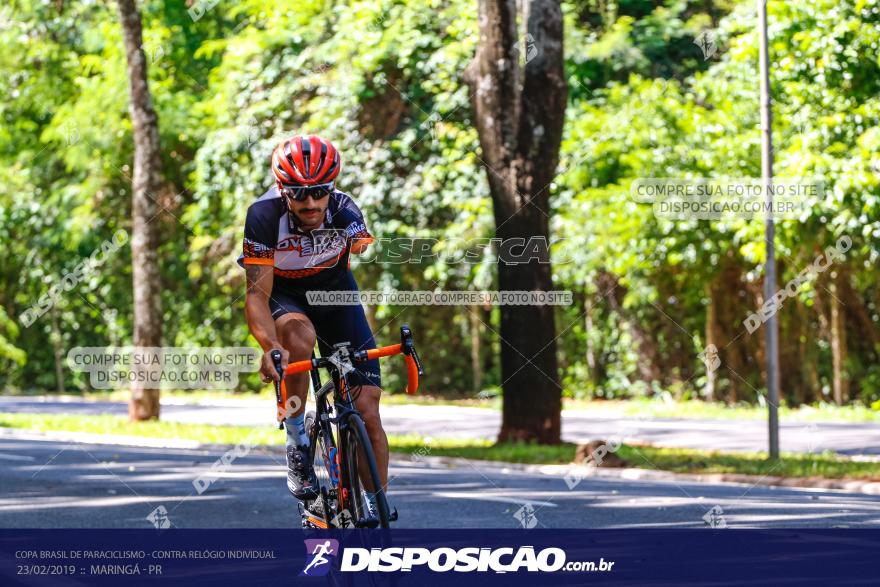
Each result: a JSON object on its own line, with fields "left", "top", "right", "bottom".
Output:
{"left": 283, "top": 357, "right": 316, "bottom": 375}
{"left": 283, "top": 326, "right": 424, "bottom": 395}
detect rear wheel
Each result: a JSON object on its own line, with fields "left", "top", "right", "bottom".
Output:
{"left": 341, "top": 414, "right": 390, "bottom": 528}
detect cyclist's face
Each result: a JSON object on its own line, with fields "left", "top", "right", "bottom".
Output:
{"left": 286, "top": 194, "right": 328, "bottom": 228}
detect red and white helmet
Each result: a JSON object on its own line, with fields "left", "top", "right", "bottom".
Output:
{"left": 271, "top": 135, "right": 341, "bottom": 187}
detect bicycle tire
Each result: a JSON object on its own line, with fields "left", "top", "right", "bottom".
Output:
{"left": 341, "top": 414, "right": 390, "bottom": 528}
{"left": 304, "top": 410, "right": 338, "bottom": 528}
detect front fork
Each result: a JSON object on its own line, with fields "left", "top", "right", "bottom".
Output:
{"left": 313, "top": 366, "right": 386, "bottom": 527}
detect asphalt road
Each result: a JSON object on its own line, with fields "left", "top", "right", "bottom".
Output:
{"left": 2, "top": 397, "right": 879, "bottom": 456}
{"left": 1, "top": 436, "right": 878, "bottom": 529}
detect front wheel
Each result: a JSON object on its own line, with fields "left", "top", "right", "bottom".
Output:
{"left": 303, "top": 411, "right": 337, "bottom": 528}
{"left": 341, "top": 414, "right": 390, "bottom": 528}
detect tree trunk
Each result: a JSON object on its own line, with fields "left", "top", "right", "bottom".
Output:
{"left": 50, "top": 306, "right": 65, "bottom": 394}
{"left": 829, "top": 269, "right": 848, "bottom": 405}
{"left": 482, "top": 306, "right": 495, "bottom": 375}
{"left": 465, "top": 0, "right": 567, "bottom": 443}
{"left": 117, "top": 0, "right": 163, "bottom": 421}
{"left": 468, "top": 307, "right": 482, "bottom": 393}
{"left": 598, "top": 270, "right": 662, "bottom": 385}
{"left": 714, "top": 258, "right": 756, "bottom": 404}
{"left": 795, "top": 299, "right": 818, "bottom": 405}
{"left": 584, "top": 289, "right": 600, "bottom": 387}
{"left": 704, "top": 281, "right": 719, "bottom": 402}
{"left": 840, "top": 274, "right": 880, "bottom": 358}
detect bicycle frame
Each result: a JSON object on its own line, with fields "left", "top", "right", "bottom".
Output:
{"left": 303, "top": 370, "right": 345, "bottom": 528}
{"left": 310, "top": 356, "right": 365, "bottom": 527}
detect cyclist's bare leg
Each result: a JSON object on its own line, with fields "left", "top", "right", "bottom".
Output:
{"left": 353, "top": 385, "right": 388, "bottom": 491}
{"left": 275, "top": 313, "right": 316, "bottom": 420}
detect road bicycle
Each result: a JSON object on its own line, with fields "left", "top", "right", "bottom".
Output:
{"left": 271, "top": 325, "right": 423, "bottom": 529}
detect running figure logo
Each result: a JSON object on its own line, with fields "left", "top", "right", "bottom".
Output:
{"left": 299, "top": 539, "right": 340, "bottom": 577}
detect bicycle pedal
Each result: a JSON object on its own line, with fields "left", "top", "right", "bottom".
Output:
{"left": 302, "top": 512, "right": 329, "bottom": 529}
{"left": 299, "top": 502, "right": 326, "bottom": 529}
{"left": 307, "top": 495, "right": 325, "bottom": 516}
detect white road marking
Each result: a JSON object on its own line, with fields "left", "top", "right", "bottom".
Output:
{"left": 0, "top": 453, "right": 35, "bottom": 461}
{"left": 433, "top": 492, "right": 557, "bottom": 507}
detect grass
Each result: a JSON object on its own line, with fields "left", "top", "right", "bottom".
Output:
{"left": 579, "top": 397, "right": 880, "bottom": 423}
{"left": 390, "top": 435, "right": 578, "bottom": 464}
{"left": 615, "top": 445, "right": 880, "bottom": 480}
{"left": 0, "top": 412, "right": 281, "bottom": 446}
{"left": 390, "top": 437, "right": 880, "bottom": 480}
{"left": 2, "top": 412, "right": 877, "bottom": 481}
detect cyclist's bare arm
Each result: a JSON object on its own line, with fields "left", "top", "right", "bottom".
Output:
{"left": 244, "top": 264, "right": 288, "bottom": 380}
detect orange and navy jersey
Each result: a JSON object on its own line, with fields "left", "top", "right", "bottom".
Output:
{"left": 239, "top": 185, "right": 373, "bottom": 291}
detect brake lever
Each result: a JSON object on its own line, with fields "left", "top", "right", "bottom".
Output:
{"left": 270, "top": 349, "right": 283, "bottom": 405}
{"left": 270, "top": 349, "right": 285, "bottom": 430}
{"left": 409, "top": 346, "right": 424, "bottom": 376}
{"left": 399, "top": 324, "right": 424, "bottom": 376}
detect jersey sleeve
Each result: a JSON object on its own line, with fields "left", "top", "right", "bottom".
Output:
{"left": 242, "top": 202, "right": 277, "bottom": 266}
{"left": 331, "top": 193, "right": 374, "bottom": 246}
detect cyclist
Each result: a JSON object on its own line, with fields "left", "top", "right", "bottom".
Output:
{"left": 240, "top": 135, "right": 388, "bottom": 517}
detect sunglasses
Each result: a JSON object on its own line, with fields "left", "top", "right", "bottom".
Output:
{"left": 279, "top": 183, "right": 334, "bottom": 202}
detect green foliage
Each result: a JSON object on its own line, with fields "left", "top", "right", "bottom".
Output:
{"left": 1, "top": 0, "right": 877, "bottom": 406}
{"left": 554, "top": 0, "right": 880, "bottom": 402}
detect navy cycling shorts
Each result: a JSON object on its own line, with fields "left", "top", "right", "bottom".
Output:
{"left": 269, "top": 272, "right": 381, "bottom": 388}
